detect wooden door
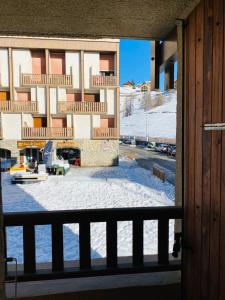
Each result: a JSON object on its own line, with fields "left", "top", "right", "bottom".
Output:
{"left": 0, "top": 91, "right": 10, "bottom": 101}
{"left": 32, "top": 51, "right": 46, "bottom": 74}
{"left": 52, "top": 118, "right": 66, "bottom": 128}
{"left": 34, "top": 117, "right": 47, "bottom": 128}
{"left": 17, "top": 92, "right": 31, "bottom": 102}
{"left": 100, "top": 54, "right": 114, "bottom": 71}
{"left": 183, "top": 0, "right": 225, "bottom": 299}
{"left": 50, "top": 52, "right": 65, "bottom": 74}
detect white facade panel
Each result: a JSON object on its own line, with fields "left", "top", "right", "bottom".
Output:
{"left": 66, "top": 52, "right": 80, "bottom": 89}
{"left": 100, "top": 89, "right": 106, "bottom": 102}
{"left": 107, "top": 89, "right": 115, "bottom": 115}
{"left": 57, "top": 88, "right": 66, "bottom": 101}
{"left": 13, "top": 49, "right": 32, "bottom": 88}
{"left": 84, "top": 53, "right": 99, "bottom": 89}
{"left": 92, "top": 115, "right": 100, "bottom": 128}
{"left": 37, "top": 88, "right": 46, "bottom": 114}
{"left": 73, "top": 115, "right": 91, "bottom": 139}
{"left": 2, "top": 114, "right": 21, "bottom": 139}
{"left": 50, "top": 88, "right": 57, "bottom": 114}
{"left": 31, "top": 88, "right": 36, "bottom": 101}
{"left": 0, "top": 49, "right": 9, "bottom": 87}
{"left": 23, "top": 114, "right": 33, "bottom": 127}
{"left": 67, "top": 115, "right": 72, "bottom": 127}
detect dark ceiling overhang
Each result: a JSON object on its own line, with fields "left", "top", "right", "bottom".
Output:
{"left": 0, "top": 0, "right": 200, "bottom": 40}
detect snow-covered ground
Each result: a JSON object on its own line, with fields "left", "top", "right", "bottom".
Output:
{"left": 3, "top": 159, "right": 175, "bottom": 263}
{"left": 120, "top": 87, "right": 177, "bottom": 138}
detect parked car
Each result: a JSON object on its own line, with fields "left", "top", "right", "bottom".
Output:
{"left": 167, "top": 145, "right": 176, "bottom": 157}
{"left": 147, "top": 142, "right": 157, "bottom": 150}
{"left": 155, "top": 143, "right": 168, "bottom": 153}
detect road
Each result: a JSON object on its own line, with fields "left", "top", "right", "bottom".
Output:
{"left": 119, "top": 144, "right": 176, "bottom": 174}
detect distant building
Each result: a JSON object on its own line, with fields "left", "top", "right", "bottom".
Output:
{"left": 137, "top": 81, "right": 151, "bottom": 92}
{"left": 123, "top": 81, "right": 134, "bottom": 88}
{"left": 0, "top": 36, "right": 120, "bottom": 167}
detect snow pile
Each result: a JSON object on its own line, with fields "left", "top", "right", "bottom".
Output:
{"left": 3, "top": 159, "right": 175, "bottom": 263}
{"left": 120, "top": 88, "right": 177, "bottom": 138}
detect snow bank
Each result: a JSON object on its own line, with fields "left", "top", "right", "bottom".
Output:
{"left": 120, "top": 88, "right": 177, "bottom": 139}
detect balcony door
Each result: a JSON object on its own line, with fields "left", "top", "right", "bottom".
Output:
{"left": 50, "top": 52, "right": 65, "bottom": 75}
{"left": 52, "top": 117, "right": 67, "bottom": 128}
{"left": 100, "top": 53, "right": 115, "bottom": 76}
{"left": 0, "top": 91, "right": 10, "bottom": 101}
{"left": 32, "top": 51, "right": 46, "bottom": 74}
{"left": 33, "top": 117, "right": 47, "bottom": 128}
{"left": 100, "top": 117, "right": 114, "bottom": 128}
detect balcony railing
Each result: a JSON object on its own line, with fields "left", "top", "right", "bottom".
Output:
{"left": 4, "top": 206, "right": 182, "bottom": 282}
{"left": 92, "top": 75, "right": 118, "bottom": 87}
{"left": 22, "top": 127, "right": 73, "bottom": 139}
{"left": 0, "top": 101, "right": 38, "bottom": 113}
{"left": 58, "top": 101, "right": 107, "bottom": 114}
{"left": 21, "top": 74, "right": 73, "bottom": 87}
{"left": 93, "top": 128, "right": 118, "bottom": 139}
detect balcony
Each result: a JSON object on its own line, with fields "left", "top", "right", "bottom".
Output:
{"left": 92, "top": 75, "right": 118, "bottom": 87}
{"left": 21, "top": 74, "right": 73, "bottom": 87}
{"left": 93, "top": 127, "right": 118, "bottom": 139}
{"left": 58, "top": 101, "right": 107, "bottom": 114}
{"left": 22, "top": 127, "right": 73, "bottom": 140}
{"left": 4, "top": 207, "right": 182, "bottom": 282}
{"left": 0, "top": 101, "right": 38, "bottom": 113}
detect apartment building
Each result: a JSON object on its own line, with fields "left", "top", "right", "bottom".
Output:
{"left": 0, "top": 37, "right": 119, "bottom": 166}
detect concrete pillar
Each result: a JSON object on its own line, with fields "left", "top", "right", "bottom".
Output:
{"left": 81, "top": 50, "right": 84, "bottom": 102}
{"left": 164, "top": 62, "right": 174, "bottom": 90}
{"left": 8, "top": 47, "right": 14, "bottom": 99}
{"left": 151, "top": 41, "right": 160, "bottom": 90}
{"left": 45, "top": 49, "right": 51, "bottom": 127}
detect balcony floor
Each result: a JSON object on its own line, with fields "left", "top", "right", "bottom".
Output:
{"left": 6, "top": 271, "right": 180, "bottom": 300}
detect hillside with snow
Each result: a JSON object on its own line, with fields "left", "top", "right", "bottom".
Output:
{"left": 120, "top": 87, "right": 177, "bottom": 139}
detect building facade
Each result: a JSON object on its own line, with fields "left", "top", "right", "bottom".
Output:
{"left": 0, "top": 36, "right": 120, "bottom": 166}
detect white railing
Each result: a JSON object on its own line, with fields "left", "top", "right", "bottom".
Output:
{"left": 0, "top": 101, "right": 38, "bottom": 112}
{"left": 92, "top": 75, "right": 118, "bottom": 87}
{"left": 22, "top": 127, "right": 73, "bottom": 139}
{"left": 21, "top": 74, "right": 73, "bottom": 87}
{"left": 58, "top": 101, "right": 107, "bottom": 114}
{"left": 93, "top": 128, "right": 118, "bottom": 139}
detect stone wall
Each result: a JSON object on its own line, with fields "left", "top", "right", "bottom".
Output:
{"left": 0, "top": 139, "right": 119, "bottom": 167}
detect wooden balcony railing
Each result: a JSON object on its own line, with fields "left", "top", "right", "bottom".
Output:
{"left": 21, "top": 74, "right": 73, "bottom": 87}
{"left": 22, "top": 127, "right": 73, "bottom": 140}
{"left": 92, "top": 75, "right": 118, "bottom": 87}
{"left": 93, "top": 128, "right": 118, "bottom": 139}
{"left": 0, "top": 101, "right": 38, "bottom": 113}
{"left": 58, "top": 101, "right": 107, "bottom": 114}
{"left": 4, "top": 206, "right": 182, "bottom": 282}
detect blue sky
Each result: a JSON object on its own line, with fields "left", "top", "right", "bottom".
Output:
{"left": 120, "top": 39, "right": 151, "bottom": 86}
{"left": 120, "top": 40, "right": 177, "bottom": 90}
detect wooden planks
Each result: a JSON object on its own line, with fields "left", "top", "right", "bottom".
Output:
{"left": 184, "top": 0, "right": 225, "bottom": 299}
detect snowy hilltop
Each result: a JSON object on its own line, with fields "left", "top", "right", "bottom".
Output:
{"left": 120, "top": 87, "right": 177, "bottom": 139}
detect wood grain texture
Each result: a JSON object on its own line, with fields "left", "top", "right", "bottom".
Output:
{"left": 184, "top": 0, "right": 225, "bottom": 299}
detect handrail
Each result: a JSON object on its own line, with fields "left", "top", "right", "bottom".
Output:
{"left": 0, "top": 101, "right": 38, "bottom": 112}
{"left": 93, "top": 128, "right": 118, "bottom": 139}
{"left": 4, "top": 206, "right": 183, "bottom": 282}
{"left": 92, "top": 75, "right": 118, "bottom": 87}
{"left": 21, "top": 74, "right": 73, "bottom": 87}
{"left": 58, "top": 101, "right": 107, "bottom": 114}
{"left": 22, "top": 127, "right": 73, "bottom": 139}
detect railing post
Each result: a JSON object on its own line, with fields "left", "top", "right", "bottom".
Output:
{"left": 23, "top": 225, "right": 36, "bottom": 274}
{"left": 158, "top": 218, "right": 169, "bottom": 265}
{"left": 79, "top": 222, "right": 91, "bottom": 270}
{"left": 107, "top": 221, "right": 117, "bottom": 268}
{"left": 133, "top": 219, "right": 144, "bottom": 266}
{"left": 52, "top": 223, "right": 64, "bottom": 272}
